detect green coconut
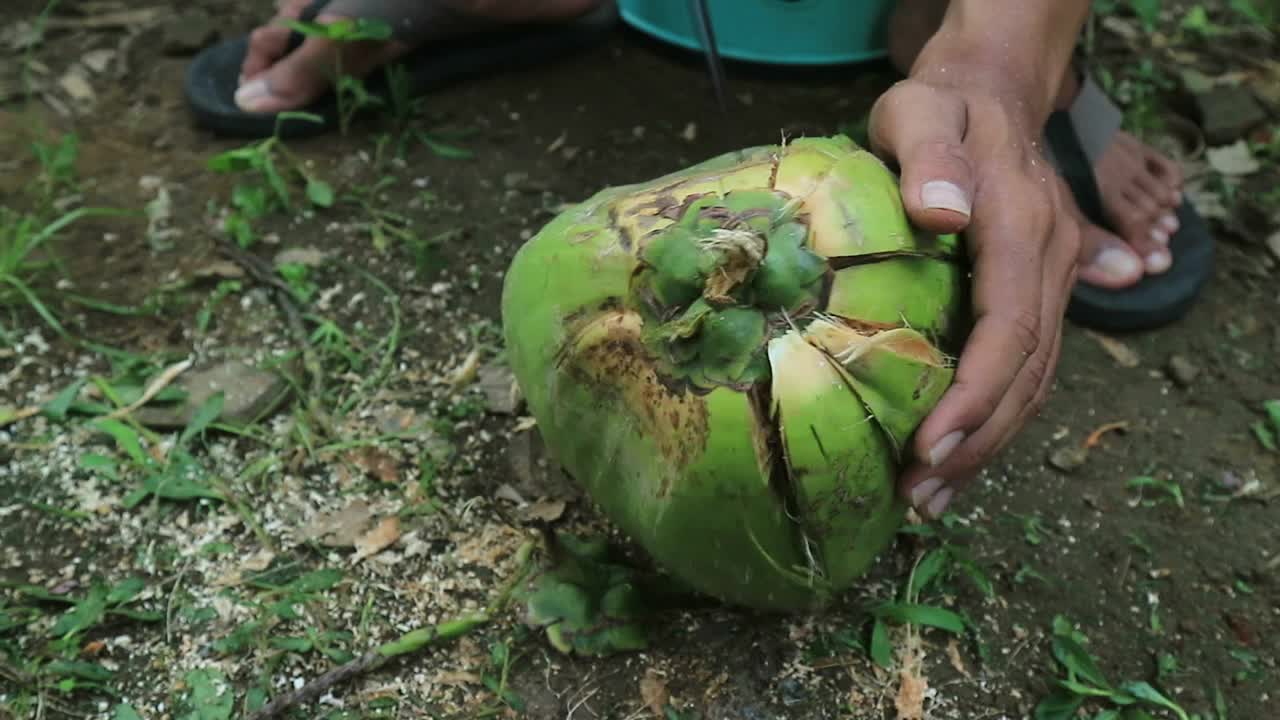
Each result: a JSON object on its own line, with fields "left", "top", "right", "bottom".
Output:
{"left": 501, "top": 135, "right": 968, "bottom": 612}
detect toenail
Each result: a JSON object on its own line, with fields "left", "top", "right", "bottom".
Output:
{"left": 1094, "top": 246, "right": 1142, "bottom": 280}
{"left": 1150, "top": 227, "right": 1169, "bottom": 245}
{"left": 234, "top": 79, "right": 271, "bottom": 112}
{"left": 910, "top": 477, "right": 944, "bottom": 508}
{"left": 1145, "top": 249, "right": 1171, "bottom": 274}
{"left": 926, "top": 487, "right": 954, "bottom": 518}
{"left": 921, "top": 181, "right": 971, "bottom": 218}
{"left": 1160, "top": 214, "right": 1179, "bottom": 233}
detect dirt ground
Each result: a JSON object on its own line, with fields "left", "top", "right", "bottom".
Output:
{"left": 2, "top": 1, "right": 1278, "bottom": 719}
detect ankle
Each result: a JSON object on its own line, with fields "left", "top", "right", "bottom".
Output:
{"left": 1052, "top": 65, "right": 1082, "bottom": 112}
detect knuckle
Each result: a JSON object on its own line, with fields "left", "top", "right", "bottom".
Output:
{"left": 1008, "top": 308, "right": 1043, "bottom": 359}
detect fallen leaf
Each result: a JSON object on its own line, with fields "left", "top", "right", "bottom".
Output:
{"left": 348, "top": 448, "right": 400, "bottom": 484}
{"left": 447, "top": 348, "right": 481, "bottom": 390}
{"left": 945, "top": 638, "right": 970, "bottom": 679}
{"left": 274, "top": 246, "right": 329, "bottom": 268}
{"left": 192, "top": 260, "right": 246, "bottom": 280}
{"left": 353, "top": 516, "right": 401, "bottom": 561}
{"left": 1206, "top": 140, "right": 1261, "bottom": 176}
{"left": 640, "top": 669, "right": 669, "bottom": 717}
{"left": 299, "top": 499, "right": 375, "bottom": 547}
{"left": 434, "top": 670, "right": 482, "bottom": 687}
{"left": 1085, "top": 330, "right": 1140, "bottom": 368}
{"left": 519, "top": 500, "right": 566, "bottom": 523}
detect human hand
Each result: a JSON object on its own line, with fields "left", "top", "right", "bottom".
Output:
{"left": 866, "top": 72, "right": 1083, "bottom": 519}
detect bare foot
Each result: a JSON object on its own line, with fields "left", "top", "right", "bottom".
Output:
{"left": 1058, "top": 79, "right": 1185, "bottom": 289}
{"left": 234, "top": 0, "right": 602, "bottom": 114}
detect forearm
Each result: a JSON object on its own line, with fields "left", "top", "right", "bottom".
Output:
{"left": 910, "top": 0, "right": 1091, "bottom": 127}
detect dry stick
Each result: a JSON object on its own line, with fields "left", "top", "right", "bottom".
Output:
{"left": 243, "top": 541, "right": 537, "bottom": 720}
{"left": 215, "top": 238, "right": 334, "bottom": 439}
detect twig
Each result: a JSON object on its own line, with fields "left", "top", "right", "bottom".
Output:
{"left": 0, "top": 406, "right": 41, "bottom": 429}
{"left": 216, "top": 238, "right": 334, "bottom": 438}
{"left": 243, "top": 540, "right": 538, "bottom": 720}
{"left": 103, "top": 358, "right": 193, "bottom": 420}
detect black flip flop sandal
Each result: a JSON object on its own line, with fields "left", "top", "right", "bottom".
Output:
{"left": 1044, "top": 72, "right": 1215, "bottom": 334}
{"left": 184, "top": 0, "right": 619, "bottom": 139}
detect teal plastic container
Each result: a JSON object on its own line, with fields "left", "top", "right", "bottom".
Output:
{"left": 618, "top": 0, "right": 894, "bottom": 66}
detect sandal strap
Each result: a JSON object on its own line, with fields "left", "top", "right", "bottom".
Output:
{"left": 1043, "top": 70, "right": 1124, "bottom": 228}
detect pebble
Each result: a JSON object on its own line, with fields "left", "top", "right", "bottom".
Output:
{"left": 1165, "top": 354, "right": 1200, "bottom": 387}
{"left": 1194, "top": 85, "right": 1267, "bottom": 145}
{"left": 1047, "top": 444, "right": 1089, "bottom": 473}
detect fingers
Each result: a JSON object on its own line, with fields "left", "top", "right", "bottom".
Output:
{"left": 868, "top": 81, "right": 975, "bottom": 236}
{"left": 898, "top": 154, "right": 1082, "bottom": 514}
{"left": 901, "top": 188, "right": 1079, "bottom": 517}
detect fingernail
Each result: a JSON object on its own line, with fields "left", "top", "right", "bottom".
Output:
{"left": 921, "top": 180, "right": 971, "bottom": 217}
{"left": 928, "top": 430, "right": 965, "bottom": 467}
{"left": 926, "top": 487, "right": 955, "bottom": 518}
{"left": 910, "top": 477, "right": 944, "bottom": 507}
{"left": 1150, "top": 227, "right": 1169, "bottom": 245}
{"left": 1159, "top": 213, "right": 1179, "bottom": 234}
{"left": 1093, "top": 246, "right": 1142, "bottom": 281}
{"left": 1145, "top": 249, "right": 1171, "bottom": 274}
{"left": 234, "top": 78, "right": 271, "bottom": 112}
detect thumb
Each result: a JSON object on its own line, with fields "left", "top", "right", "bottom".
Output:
{"left": 868, "top": 81, "right": 975, "bottom": 236}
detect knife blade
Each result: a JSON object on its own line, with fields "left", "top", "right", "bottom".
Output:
{"left": 688, "top": 0, "right": 728, "bottom": 110}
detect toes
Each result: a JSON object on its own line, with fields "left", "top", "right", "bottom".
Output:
{"left": 236, "top": 35, "right": 339, "bottom": 113}
{"left": 242, "top": 0, "right": 316, "bottom": 80}
{"left": 242, "top": 24, "right": 293, "bottom": 80}
{"left": 1077, "top": 226, "right": 1145, "bottom": 288}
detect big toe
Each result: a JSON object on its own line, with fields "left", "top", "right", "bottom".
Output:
{"left": 235, "top": 36, "right": 338, "bottom": 113}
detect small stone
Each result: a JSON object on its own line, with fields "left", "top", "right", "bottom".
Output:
{"left": 478, "top": 362, "right": 521, "bottom": 415}
{"left": 80, "top": 49, "right": 116, "bottom": 75}
{"left": 1265, "top": 231, "right": 1280, "bottom": 263}
{"left": 161, "top": 9, "right": 219, "bottom": 56}
{"left": 1165, "top": 354, "right": 1200, "bottom": 387}
{"left": 1047, "top": 444, "right": 1089, "bottom": 473}
{"left": 1194, "top": 86, "right": 1267, "bottom": 145}
{"left": 133, "top": 360, "right": 291, "bottom": 429}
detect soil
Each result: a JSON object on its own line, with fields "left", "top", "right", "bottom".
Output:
{"left": 2, "top": 2, "right": 1278, "bottom": 719}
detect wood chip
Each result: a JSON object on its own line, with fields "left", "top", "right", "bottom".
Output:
{"left": 639, "top": 668, "right": 669, "bottom": 718}
{"left": 1085, "top": 330, "right": 1140, "bottom": 368}
{"left": 353, "top": 516, "right": 401, "bottom": 561}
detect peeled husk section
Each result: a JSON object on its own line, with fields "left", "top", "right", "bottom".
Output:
{"left": 501, "top": 135, "right": 966, "bottom": 611}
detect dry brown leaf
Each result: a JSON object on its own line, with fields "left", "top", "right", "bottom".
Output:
{"left": 348, "top": 448, "right": 400, "bottom": 484}
{"left": 192, "top": 260, "right": 245, "bottom": 280}
{"left": 353, "top": 516, "right": 401, "bottom": 561}
{"left": 639, "top": 669, "right": 669, "bottom": 717}
{"left": 434, "top": 670, "right": 482, "bottom": 687}
{"left": 894, "top": 627, "right": 928, "bottom": 720}
{"left": 1085, "top": 330, "right": 1140, "bottom": 368}
{"left": 946, "top": 638, "right": 970, "bottom": 679}
{"left": 300, "top": 500, "right": 375, "bottom": 547}
{"left": 520, "top": 500, "right": 566, "bottom": 523}
{"left": 447, "top": 348, "right": 482, "bottom": 389}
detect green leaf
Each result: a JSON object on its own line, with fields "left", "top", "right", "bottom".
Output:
{"left": 906, "top": 548, "right": 948, "bottom": 599}
{"left": 869, "top": 618, "right": 892, "bottom": 669}
{"left": 91, "top": 418, "right": 151, "bottom": 468}
{"left": 306, "top": 179, "right": 335, "bottom": 208}
{"left": 207, "top": 146, "right": 261, "bottom": 173}
{"left": 1094, "top": 710, "right": 1121, "bottom": 720}
{"left": 873, "top": 603, "right": 966, "bottom": 634}
{"left": 178, "top": 392, "right": 225, "bottom": 447}
{"left": 106, "top": 577, "right": 146, "bottom": 605}
{"left": 1250, "top": 421, "right": 1276, "bottom": 451}
{"left": 416, "top": 132, "right": 474, "bottom": 159}
{"left": 286, "top": 569, "right": 344, "bottom": 594}
{"left": 114, "top": 704, "right": 145, "bottom": 720}
{"left": 79, "top": 453, "right": 119, "bottom": 481}
{"left": 44, "top": 660, "right": 114, "bottom": 682}
{"left": 50, "top": 586, "right": 109, "bottom": 637}
{"left": 270, "top": 636, "right": 314, "bottom": 653}
{"left": 41, "top": 378, "right": 87, "bottom": 420}
{"left": 1051, "top": 630, "right": 1111, "bottom": 689}
{"left": 1121, "top": 681, "right": 1189, "bottom": 720}
{"left": 1265, "top": 400, "right": 1280, "bottom": 434}
{"left": 1033, "top": 687, "right": 1085, "bottom": 720}
{"left": 261, "top": 152, "right": 290, "bottom": 210}
{"left": 180, "top": 668, "right": 234, "bottom": 720}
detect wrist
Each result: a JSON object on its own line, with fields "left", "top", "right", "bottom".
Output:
{"left": 909, "top": 41, "right": 1058, "bottom": 131}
